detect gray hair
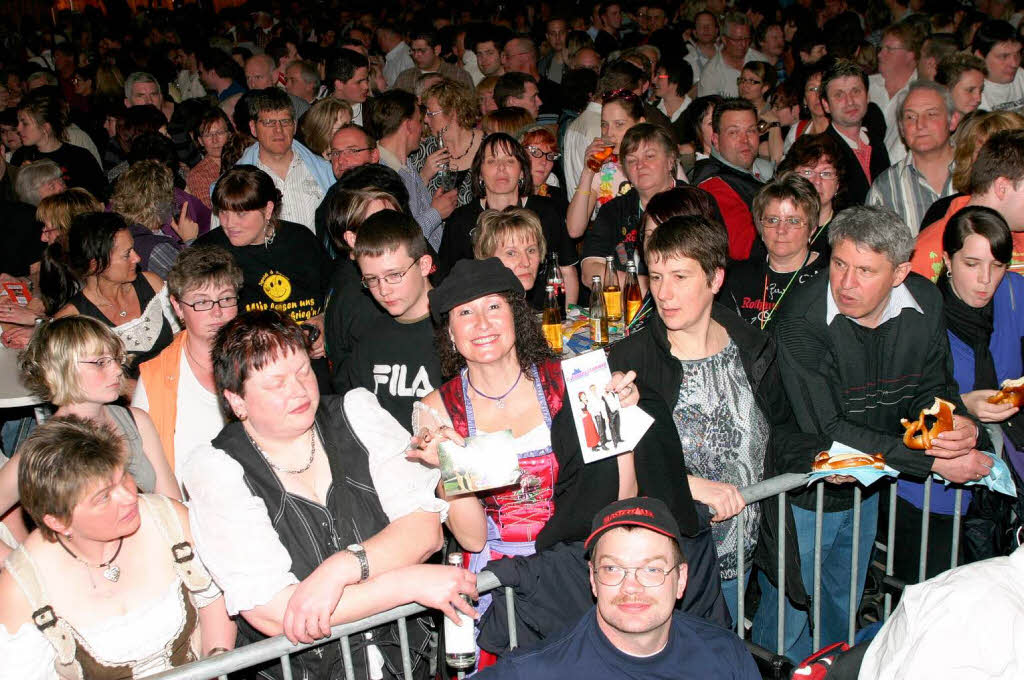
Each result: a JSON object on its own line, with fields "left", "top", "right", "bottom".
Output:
{"left": 896, "top": 80, "right": 954, "bottom": 124}
{"left": 288, "top": 60, "right": 321, "bottom": 88}
{"left": 722, "top": 12, "right": 751, "bottom": 35}
{"left": 828, "top": 205, "right": 915, "bottom": 265}
{"left": 124, "top": 71, "right": 161, "bottom": 99}
{"left": 15, "top": 160, "right": 62, "bottom": 206}
{"left": 27, "top": 70, "right": 58, "bottom": 87}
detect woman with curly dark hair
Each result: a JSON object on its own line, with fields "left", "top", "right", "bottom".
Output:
{"left": 776, "top": 132, "right": 847, "bottom": 255}
{"left": 408, "top": 257, "right": 639, "bottom": 669}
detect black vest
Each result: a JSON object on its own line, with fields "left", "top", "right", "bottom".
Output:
{"left": 214, "top": 394, "right": 432, "bottom": 680}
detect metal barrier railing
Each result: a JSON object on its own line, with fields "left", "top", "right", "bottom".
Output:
{"left": 149, "top": 571, "right": 508, "bottom": 680}
{"left": 734, "top": 474, "right": 967, "bottom": 657}
{"left": 152, "top": 473, "right": 975, "bottom": 679}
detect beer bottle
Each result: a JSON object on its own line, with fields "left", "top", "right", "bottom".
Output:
{"left": 542, "top": 284, "right": 563, "bottom": 353}
{"left": 547, "top": 253, "right": 565, "bottom": 313}
{"left": 624, "top": 261, "right": 642, "bottom": 325}
{"left": 590, "top": 275, "right": 609, "bottom": 348}
{"left": 444, "top": 552, "right": 476, "bottom": 669}
{"left": 602, "top": 256, "right": 622, "bottom": 322}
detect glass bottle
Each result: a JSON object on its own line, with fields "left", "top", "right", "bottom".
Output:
{"left": 624, "top": 261, "right": 642, "bottom": 325}
{"left": 542, "top": 285, "right": 563, "bottom": 353}
{"left": 546, "top": 253, "right": 565, "bottom": 313}
{"left": 589, "top": 275, "right": 609, "bottom": 348}
{"left": 444, "top": 552, "right": 476, "bottom": 669}
{"left": 602, "top": 256, "right": 622, "bottom": 322}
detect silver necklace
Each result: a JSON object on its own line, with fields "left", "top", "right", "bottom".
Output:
{"left": 248, "top": 428, "right": 316, "bottom": 474}
{"left": 57, "top": 536, "right": 124, "bottom": 585}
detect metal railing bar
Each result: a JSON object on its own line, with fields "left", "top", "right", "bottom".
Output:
{"left": 149, "top": 572, "right": 503, "bottom": 680}
{"left": 776, "top": 492, "right": 786, "bottom": 656}
{"left": 951, "top": 488, "right": 963, "bottom": 569}
{"left": 848, "top": 486, "right": 862, "bottom": 646}
{"left": 884, "top": 485, "right": 897, "bottom": 620}
{"left": 740, "top": 473, "right": 808, "bottom": 505}
{"left": 919, "top": 480, "right": 932, "bottom": 583}
{"left": 397, "top": 616, "right": 412, "bottom": 680}
{"left": 505, "top": 586, "right": 518, "bottom": 649}
{"left": 736, "top": 508, "right": 745, "bottom": 637}
{"left": 812, "top": 482, "right": 823, "bottom": 652}
{"left": 279, "top": 654, "right": 293, "bottom": 680}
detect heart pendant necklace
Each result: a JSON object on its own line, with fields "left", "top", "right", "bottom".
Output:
{"left": 57, "top": 536, "right": 124, "bottom": 586}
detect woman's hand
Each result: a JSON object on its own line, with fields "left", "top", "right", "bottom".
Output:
{"left": 170, "top": 202, "right": 199, "bottom": 242}
{"left": 606, "top": 370, "right": 639, "bottom": 408}
{"left": 405, "top": 564, "right": 479, "bottom": 624}
{"left": 583, "top": 137, "right": 611, "bottom": 173}
{"left": 281, "top": 552, "right": 356, "bottom": 644}
{"left": 420, "top": 147, "right": 451, "bottom": 183}
{"left": 687, "top": 475, "right": 746, "bottom": 522}
{"left": 962, "top": 389, "right": 1019, "bottom": 423}
{"left": 0, "top": 300, "right": 41, "bottom": 326}
{"left": 405, "top": 425, "right": 466, "bottom": 467}
{"left": 0, "top": 325, "right": 33, "bottom": 349}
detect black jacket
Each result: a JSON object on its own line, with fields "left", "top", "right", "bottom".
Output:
{"left": 824, "top": 117, "right": 889, "bottom": 207}
{"left": 606, "top": 303, "right": 826, "bottom": 608}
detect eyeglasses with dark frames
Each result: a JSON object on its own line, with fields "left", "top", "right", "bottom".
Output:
{"left": 178, "top": 296, "right": 240, "bottom": 311}
{"left": 524, "top": 145, "right": 562, "bottom": 162}
{"left": 361, "top": 260, "right": 420, "bottom": 289}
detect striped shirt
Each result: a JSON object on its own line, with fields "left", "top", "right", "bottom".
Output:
{"left": 254, "top": 152, "right": 324, "bottom": 233}
{"left": 865, "top": 153, "right": 954, "bottom": 236}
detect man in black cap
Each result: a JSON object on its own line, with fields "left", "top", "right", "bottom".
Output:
{"left": 476, "top": 497, "right": 759, "bottom": 680}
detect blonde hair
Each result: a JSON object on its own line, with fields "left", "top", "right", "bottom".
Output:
{"left": 952, "top": 110, "right": 1024, "bottom": 193}
{"left": 422, "top": 79, "right": 481, "bottom": 129}
{"left": 19, "top": 316, "right": 126, "bottom": 405}
{"left": 36, "top": 188, "right": 103, "bottom": 245}
{"left": 110, "top": 160, "right": 174, "bottom": 230}
{"left": 18, "top": 415, "right": 127, "bottom": 542}
{"left": 298, "top": 97, "right": 353, "bottom": 156}
{"left": 472, "top": 207, "right": 547, "bottom": 261}
{"left": 323, "top": 188, "right": 403, "bottom": 251}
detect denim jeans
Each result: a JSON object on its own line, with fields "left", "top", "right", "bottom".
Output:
{"left": 751, "top": 494, "right": 879, "bottom": 663}
{"left": 719, "top": 568, "right": 752, "bottom": 629}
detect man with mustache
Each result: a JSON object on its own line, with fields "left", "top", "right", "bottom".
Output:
{"left": 476, "top": 498, "right": 759, "bottom": 679}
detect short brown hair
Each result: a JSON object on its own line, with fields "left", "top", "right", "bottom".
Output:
{"left": 619, "top": 123, "right": 678, "bottom": 169}
{"left": 166, "top": 244, "right": 244, "bottom": 301}
{"left": 752, "top": 174, "right": 821, "bottom": 235}
{"left": 18, "top": 415, "right": 127, "bottom": 542}
{"left": 882, "top": 21, "right": 926, "bottom": 58}
{"left": 212, "top": 310, "right": 310, "bottom": 421}
{"left": 19, "top": 316, "right": 125, "bottom": 405}
{"left": 644, "top": 215, "right": 729, "bottom": 285}
{"left": 212, "top": 165, "right": 283, "bottom": 221}
{"left": 353, "top": 209, "right": 429, "bottom": 261}
{"left": 970, "top": 128, "right": 1024, "bottom": 194}
{"left": 422, "top": 79, "right": 481, "bottom": 130}
{"left": 473, "top": 207, "right": 546, "bottom": 261}
{"left": 36, "top": 188, "right": 103, "bottom": 244}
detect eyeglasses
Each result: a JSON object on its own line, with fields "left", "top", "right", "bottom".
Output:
{"left": 805, "top": 85, "right": 820, "bottom": 93}
{"left": 594, "top": 564, "right": 679, "bottom": 587}
{"left": 327, "top": 146, "right": 373, "bottom": 160}
{"left": 796, "top": 168, "right": 837, "bottom": 180}
{"left": 202, "top": 129, "right": 228, "bottom": 139}
{"left": 424, "top": 109, "right": 443, "bottom": 118}
{"left": 879, "top": 44, "right": 911, "bottom": 53}
{"left": 178, "top": 296, "right": 239, "bottom": 311}
{"left": 525, "top": 145, "right": 561, "bottom": 161}
{"left": 257, "top": 118, "right": 295, "bottom": 129}
{"left": 724, "top": 34, "right": 751, "bottom": 43}
{"left": 761, "top": 216, "right": 808, "bottom": 229}
{"left": 79, "top": 356, "right": 122, "bottom": 370}
{"left": 361, "top": 260, "right": 420, "bottom": 289}
{"left": 737, "top": 77, "right": 762, "bottom": 86}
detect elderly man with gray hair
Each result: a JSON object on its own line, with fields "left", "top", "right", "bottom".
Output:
{"left": 755, "top": 205, "right": 991, "bottom": 661}
{"left": 866, "top": 80, "right": 957, "bottom": 233}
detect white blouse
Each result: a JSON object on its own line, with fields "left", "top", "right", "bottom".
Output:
{"left": 183, "top": 388, "right": 448, "bottom": 616}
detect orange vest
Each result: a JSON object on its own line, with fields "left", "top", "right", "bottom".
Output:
{"left": 138, "top": 330, "right": 188, "bottom": 470}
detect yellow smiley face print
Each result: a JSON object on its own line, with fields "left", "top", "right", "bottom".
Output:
{"left": 260, "top": 272, "right": 292, "bottom": 302}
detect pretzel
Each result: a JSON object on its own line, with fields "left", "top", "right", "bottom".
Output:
{"left": 986, "top": 377, "right": 1024, "bottom": 407}
{"left": 812, "top": 451, "right": 886, "bottom": 472}
{"left": 900, "top": 397, "right": 956, "bottom": 450}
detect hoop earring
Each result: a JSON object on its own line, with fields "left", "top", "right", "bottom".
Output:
{"left": 517, "top": 177, "right": 525, "bottom": 191}
{"left": 946, "top": 269, "right": 952, "bottom": 279}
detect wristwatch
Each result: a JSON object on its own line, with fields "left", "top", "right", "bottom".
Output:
{"left": 346, "top": 543, "right": 370, "bottom": 582}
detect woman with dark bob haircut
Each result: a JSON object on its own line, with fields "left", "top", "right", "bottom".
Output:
{"left": 181, "top": 309, "right": 479, "bottom": 679}
{"left": 408, "top": 257, "right": 639, "bottom": 669}
{"left": 906, "top": 205, "right": 1024, "bottom": 578}
{"left": 776, "top": 133, "right": 846, "bottom": 255}
{"left": 436, "top": 133, "right": 579, "bottom": 305}
{"left": 196, "top": 165, "right": 333, "bottom": 384}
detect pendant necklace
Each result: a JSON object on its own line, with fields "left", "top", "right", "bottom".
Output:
{"left": 57, "top": 536, "right": 124, "bottom": 585}
{"left": 467, "top": 369, "right": 523, "bottom": 409}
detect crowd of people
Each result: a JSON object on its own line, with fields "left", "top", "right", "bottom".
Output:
{"left": 0, "top": 0, "right": 1023, "bottom": 677}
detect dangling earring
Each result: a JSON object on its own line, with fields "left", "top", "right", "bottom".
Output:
{"left": 517, "top": 177, "right": 525, "bottom": 191}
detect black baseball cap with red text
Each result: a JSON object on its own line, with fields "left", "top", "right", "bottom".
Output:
{"left": 584, "top": 497, "right": 684, "bottom": 553}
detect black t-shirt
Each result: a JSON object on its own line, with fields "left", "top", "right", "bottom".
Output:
{"left": 0, "top": 200, "right": 43, "bottom": 277}
{"left": 196, "top": 221, "right": 333, "bottom": 322}
{"left": 12, "top": 143, "right": 108, "bottom": 201}
{"left": 477, "top": 606, "right": 759, "bottom": 680}
{"left": 324, "top": 257, "right": 388, "bottom": 384}
{"left": 337, "top": 314, "right": 442, "bottom": 426}
{"left": 581, "top": 181, "right": 686, "bottom": 276}
{"left": 435, "top": 195, "right": 578, "bottom": 280}
{"left": 718, "top": 252, "right": 827, "bottom": 330}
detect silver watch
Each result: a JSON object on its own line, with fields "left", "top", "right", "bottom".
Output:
{"left": 346, "top": 543, "right": 369, "bottom": 582}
